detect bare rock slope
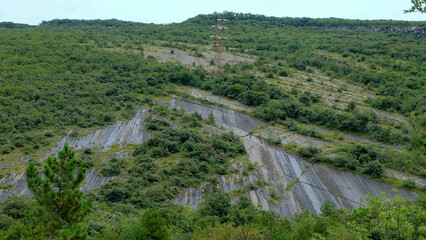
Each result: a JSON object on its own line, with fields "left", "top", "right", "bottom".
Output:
{"left": 170, "top": 97, "right": 418, "bottom": 217}
{"left": 0, "top": 98, "right": 419, "bottom": 217}
{"left": 0, "top": 109, "right": 149, "bottom": 201}
{"left": 53, "top": 109, "right": 149, "bottom": 153}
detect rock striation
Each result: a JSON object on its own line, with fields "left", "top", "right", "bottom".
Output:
{"left": 0, "top": 97, "right": 419, "bottom": 218}
{"left": 170, "top": 97, "right": 419, "bottom": 217}
{"left": 52, "top": 109, "right": 150, "bottom": 153}
{"left": 0, "top": 109, "right": 149, "bottom": 201}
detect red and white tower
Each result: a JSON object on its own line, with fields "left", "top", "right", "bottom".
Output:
{"left": 211, "top": 13, "right": 227, "bottom": 77}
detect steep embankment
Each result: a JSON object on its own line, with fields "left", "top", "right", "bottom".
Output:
{"left": 168, "top": 97, "right": 418, "bottom": 216}
{"left": 0, "top": 110, "right": 150, "bottom": 201}
{"left": 0, "top": 97, "right": 419, "bottom": 215}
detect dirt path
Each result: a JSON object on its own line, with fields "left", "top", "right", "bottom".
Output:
{"left": 143, "top": 45, "right": 255, "bottom": 70}
{"left": 175, "top": 86, "right": 252, "bottom": 112}
{"left": 385, "top": 169, "right": 426, "bottom": 187}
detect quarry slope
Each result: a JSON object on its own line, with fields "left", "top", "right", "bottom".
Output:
{"left": 0, "top": 109, "right": 150, "bottom": 201}
{"left": 0, "top": 97, "right": 419, "bottom": 216}
{"left": 168, "top": 97, "right": 418, "bottom": 216}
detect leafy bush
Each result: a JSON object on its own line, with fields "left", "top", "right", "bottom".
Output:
{"left": 1, "top": 195, "right": 29, "bottom": 219}
{"left": 201, "top": 190, "right": 231, "bottom": 223}
{"left": 363, "top": 161, "right": 384, "bottom": 178}
{"left": 100, "top": 158, "right": 127, "bottom": 177}
{"left": 299, "top": 146, "right": 320, "bottom": 159}
{"left": 402, "top": 179, "right": 416, "bottom": 189}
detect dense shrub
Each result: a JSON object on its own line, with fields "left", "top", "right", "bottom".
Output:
{"left": 97, "top": 108, "right": 246, "bottom": 205}
{"left": 299, "top": 146, "right": 320, "bottom": 159}
{"left": 201, "top": 190, "right": 231, "bottom": 223}
{"left": 363, "top": 161, "right": 384, "bottom": 178}
{"left": 402, "top": 179, "right": 416, "bottom": 189}
{"left": 100, "top": 158, "right": 127, "bottom": 177}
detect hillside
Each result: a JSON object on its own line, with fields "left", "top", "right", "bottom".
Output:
{"left": 0, "top": 13, "right": 425, "bottom": 239}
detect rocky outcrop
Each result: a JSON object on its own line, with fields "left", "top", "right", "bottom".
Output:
{"left": 0, "top": 109, "right": 149, "bottom": 200}
{"left": 328, "top": 26, "right": 426, "bottom": 35}
{"left": 169, "top": 97, "right": 265, "bottom": 132}
{"left": 0, "top": 97, "right": 420, "bottom": 218}
{"left": 0, "top": 173, "right": 31, "bottom": 201}
{"left": 0, "top": 170, "right": 123, "bottom": 201}
{"left": 51, "top": 109, "right": 150, "bottom": 154}
{"left": 171, "top": 97, "right": 419, "bottom": 217}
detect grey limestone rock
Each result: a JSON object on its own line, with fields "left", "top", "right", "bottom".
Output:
{"left": 170, "top": 97, "right": 419, "bottom": 217}
{"left": 0, "top": 108, "right": 149, "bottom": 201}
{"left": 1, "top": 98, "right": 420, "bottom": 218}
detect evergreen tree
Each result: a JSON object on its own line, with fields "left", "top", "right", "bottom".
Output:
{"left": 139, "top": 206, "right": 169, "bottom": 240}
{"left": 25, "top": 143, "right": 92, "bottom": 239}
{"left": 207, "top": 112, "right": 216, "bottom": 125}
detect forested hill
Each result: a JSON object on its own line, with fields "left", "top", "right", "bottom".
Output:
{"left": 1, "top": 12, "right": 424, "bottom": 178}
{"left": 35, "top": 14, "right": 426, "bottom": 116}
{"left": 0, "top": 12, "right": 425, "bottom": 239}
{"left": 185, "top": 13, "right": 426, "bottom": 30}
{"left": 39, "top": 13, "right": 426, "bottom": 28}
{"left": 0, "top": 22, "right": 32, "bottom": 28}
{"left": 0, "top": 11, "right": 425, "bottom": 180}
{"left": 39, "top": 18, "right": 147, "bottom": 28}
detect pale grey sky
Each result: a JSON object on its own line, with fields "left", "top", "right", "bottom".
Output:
{"left": 0, "top": 0, "right": 424, "bottom": 25}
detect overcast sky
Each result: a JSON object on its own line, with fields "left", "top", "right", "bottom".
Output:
{"left": 0, "top": 0, "right": 424, "bottom": 25}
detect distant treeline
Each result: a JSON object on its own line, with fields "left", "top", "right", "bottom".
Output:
{"left": 188, "top": 12, "right": 426, "bottom": 29}
{"left": 21, "top": 12, "right": 425, "bottom": 30}
{"left": 0, "top": 22, "right": 33, "bottom": 28}
{"left": 39, "top": 18, "right": 148, "bottom": 28}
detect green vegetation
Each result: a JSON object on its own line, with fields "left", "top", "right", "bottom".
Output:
{"left": 138, "top": 206, "right": 169, "bottom": 240}
{"left": 25, "top": 143, "right": 92, "bottom": 239}
{"left": 0, "top": 13, "right": 425, "bottom": 239}
{"left": 405, "top": 0, "right": 426, "bottom": 13}
{"left": 293, "top": 142, "right": 426, "bottom": 179}
{"left": 1, "top": 14, "right": 424, "bottom": 177}
{"left": 95, "top": 105, "right": 246, "bottom": 209}
{"left": 1, "top": 188, "right": 425, "bottom": 239}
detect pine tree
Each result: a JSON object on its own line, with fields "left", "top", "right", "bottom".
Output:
{"left": 207, "top": 112, "right": 216, "bottom": 125}
{"left": 26, "top": 143, "right": 92, "bottom": 239}
{"left": 139, "top": 206, "right": 169, "bottom": 240}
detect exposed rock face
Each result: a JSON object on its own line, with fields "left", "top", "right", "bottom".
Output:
{"left": 80, "top": 169, "right": 124, "bottom": 191}
{"left": 0, "top": 109, "right": 149, "bottom": 201}
{"left": 0, "top": 173, "right": 31, "bottom": 201}
{"left": 327, "top": 26, "right": 426, "bottom": 35}
{"left": 52, "top": 109, "right": 150, "bottom": 153}
{"left": 256, "top": 126, "right": 329, "bottom": 148}
{"left": 169, "top": 97, "right": 265, "bottom": 132}
{"left": 0, "top": 97, "right": 420, "bottom": 218}
{"left": 0, "top": 170, "right": 122, "bottom": 201}
{"left": 170, "top": 97, "right": 419, "bottom": 217}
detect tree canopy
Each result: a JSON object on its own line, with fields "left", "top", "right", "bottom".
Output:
{"left": 25, "top": 143, "right": 92, "bottom": 239}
